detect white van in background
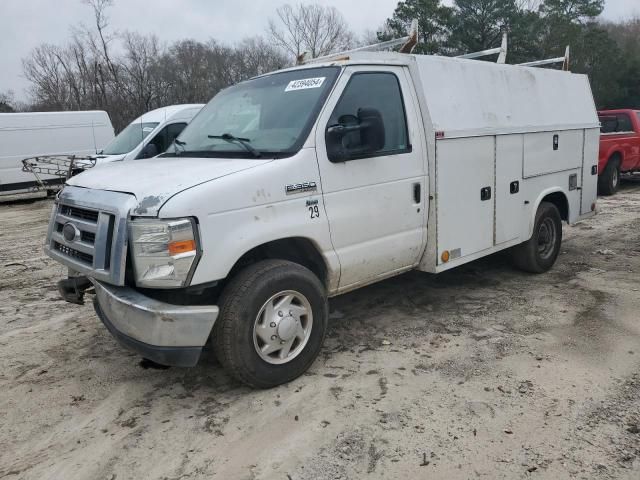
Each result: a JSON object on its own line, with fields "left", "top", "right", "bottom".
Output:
{"left": 96, "top": 104, "right": 204, "bottom": 164}
{"left": 0, "top": 110, "right": 114, "bottom": 195}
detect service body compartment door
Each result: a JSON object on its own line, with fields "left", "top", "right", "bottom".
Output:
{"left": 523, "top": 130, "right": 582, "bottom": 178}
{"left": 581, "top": 128, "right": 599, "bottom": 215}
{"left": 495, "top": 134, "right": 524, "bottom": 244}
{"left": 436, "top": 136, "right": 494, "bottom": 263}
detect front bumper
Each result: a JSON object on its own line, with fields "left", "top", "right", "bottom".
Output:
{"left": 92, "top": 280, "right": 219, "bottom": 367}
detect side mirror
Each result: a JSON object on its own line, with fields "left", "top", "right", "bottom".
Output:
{"left": 325, "top": 108, "right": 385, "bottom": 162}
{"left": 140, "top": 143, "right": 158, "bottom": 159}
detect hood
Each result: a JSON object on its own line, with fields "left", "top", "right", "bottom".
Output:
{"left": 67, "top": 156, "right": 270, "bottom": 216}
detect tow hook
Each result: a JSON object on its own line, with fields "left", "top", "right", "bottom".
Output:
{"left": 57, "top": 276, "right": 93, "bottom": 305}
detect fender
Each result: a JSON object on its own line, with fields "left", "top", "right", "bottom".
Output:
{"left": 528, "top": 186, "right": 569, "bottom": 238}
{"left": 157, "top": 149, "right": 342, "bottom": 291}
{"left": 599, "top": 145, "right": 623, "bottom": 172}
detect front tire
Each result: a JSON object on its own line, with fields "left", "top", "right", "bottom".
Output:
{"left": 511, "top": 202, "right": 562, "bottom": 273}
{"left": 213, "top": 260, "right": 328, "bottom": 388}
{"left": 598, "top": 157, "right": 621, "bottom": 196}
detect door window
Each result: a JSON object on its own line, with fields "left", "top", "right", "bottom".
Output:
{"left": 326, "top": 72, "right": 410, "bottom": 162}
{"left": 166, "top": 123, "right": 188, "bottom": 145}
{"left": 146, "top": 123, "right": 188, "bottom": 155}
{"left": 617, "top": 113, "right": 633, "bottom": 132}
{"left": 600, "top": 113, "right": 634, "bottom": 133}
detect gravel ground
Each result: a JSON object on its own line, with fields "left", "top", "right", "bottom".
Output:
{"left": 1, "top": 180, "right": 639, "bottom": 480}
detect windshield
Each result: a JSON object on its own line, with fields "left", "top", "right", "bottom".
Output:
{"left": 101, "top": 122, "right": 159, "bottom": 155}
{"left": 168, "top": 66, "right": 340, "bottom": 158}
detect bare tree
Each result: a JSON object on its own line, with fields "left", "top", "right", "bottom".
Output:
{"left": 268, "top": 3, "right": 354, "bottom": 59}
{"left": 0, "top": 91, "right": 16, "bottom": 112}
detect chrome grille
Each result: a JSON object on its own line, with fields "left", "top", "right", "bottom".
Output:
{"left": 44, "top": 186, "right": 137, "bottom": 286}
{"left": 53, "top": 242, "right": 93, "bottom": 264}
{"left": 60, "top": 205, "right": 99, "bottom": 222}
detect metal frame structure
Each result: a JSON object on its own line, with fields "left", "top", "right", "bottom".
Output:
{"left": 22, "top": 155, "right": 97, "bottom": 191}
{"left": 517, "top": 46, "right": 571, "bottom": 71}
{"left": 302, "top": 18, "right": 570, "bottom": 73}
{"left": 456, "top": 32, "right": 508, "bottom": 64}
{"left": 302, "top": 20, "right": 419, "bottom": 64}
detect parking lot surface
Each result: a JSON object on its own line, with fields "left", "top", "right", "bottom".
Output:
{"left": 1, "top": 181, "right": 640, "bottom": 479}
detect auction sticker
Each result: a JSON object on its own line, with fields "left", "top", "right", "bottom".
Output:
{"left": 285, "top": 77, "right": 326, "bottom": 92}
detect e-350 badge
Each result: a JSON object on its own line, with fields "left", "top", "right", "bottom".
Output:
{"left": 285, "top": 181, "right": 317, "bottom": 195}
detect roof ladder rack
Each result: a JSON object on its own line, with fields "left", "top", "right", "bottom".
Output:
{"left": 300, "top": 19, "right": 419, "bottom": 64}
{"left": 455, "top": 32, "right": 508, "bottom": 64}
{"left": 517, "top": 46, "right": 570, "bottom": 71}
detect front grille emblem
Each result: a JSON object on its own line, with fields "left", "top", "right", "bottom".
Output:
{"left": 62, "top": 222, "right": 80, "bottom": 242}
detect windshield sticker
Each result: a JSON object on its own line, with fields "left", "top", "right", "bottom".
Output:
{"left": 285, "top": 77, "right": 326, "bottom": 92}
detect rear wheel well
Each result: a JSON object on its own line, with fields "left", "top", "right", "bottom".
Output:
{"left": 541, "top": 192, "right": 568, "bottom": 222}
{"left": 608, "top": 152, "right": 622, "bottom": 170}
{"left": 227, "top": 238, "right": 328, "bottom": 288}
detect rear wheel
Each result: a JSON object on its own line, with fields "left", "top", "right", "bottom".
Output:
{"left": 598, "top": 157, "right": 621, "bottom": 196}
{"left": 213, "top": 259, "right": 328, "bottom": 388}
{"left": 511, "top": 202, "right": 562, "bottom": 273}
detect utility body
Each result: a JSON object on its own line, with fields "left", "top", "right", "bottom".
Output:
{"left": 45, "top": 52, "right": 600, "bottom": 387}
{"left": 596, "top": 109, "right": 640, "bottom": 195}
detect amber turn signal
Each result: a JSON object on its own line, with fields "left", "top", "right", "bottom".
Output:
{"left": 441, "top": 250, "right": 450, "bottom": 263}
{"left": 169, "top": 239, "right": 197, "bottom": 256}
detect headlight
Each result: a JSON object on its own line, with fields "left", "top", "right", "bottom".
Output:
{"left": 129, "top": 218, "right": 200, "bottom": 288}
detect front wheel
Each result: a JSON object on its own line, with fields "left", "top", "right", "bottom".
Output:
{"left": 511, "top": 202, "right": 562, "bottom": 273}
{"left": 213, "top": 260, "right": 328, "bottom": 388}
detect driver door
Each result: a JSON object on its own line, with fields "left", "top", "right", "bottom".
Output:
{"left": 315, "top": 66, "right": 426, "bottom": 290}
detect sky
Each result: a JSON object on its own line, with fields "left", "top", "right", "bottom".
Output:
{"left": 1, "top": 0, "right": 638, "bottom": 101}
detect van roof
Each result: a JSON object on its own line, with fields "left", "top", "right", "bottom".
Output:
{"left": 134, "top": 104, "right": 205, "bottom": 124}
{"left": 0, "top": 110, "right": 112, "bottom": 129}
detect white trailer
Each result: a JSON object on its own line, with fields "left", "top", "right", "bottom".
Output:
{"left": 0, "top": 110, "right": 114, "bottom": 195}
{"left": 44, "top": 51, "right": 599, "bottom": 388}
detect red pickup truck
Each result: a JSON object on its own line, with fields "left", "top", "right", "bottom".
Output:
{"left": 597, "top": 109, "right": 640, "bottom": 195}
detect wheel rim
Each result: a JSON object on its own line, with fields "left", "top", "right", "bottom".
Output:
{"left": 537, "top": 218, "right": 557, "bottom": 260}
{"left": 612, "top": 168, "right": 619, "bottom": 188}
{"left": 252, "top": 290, "right": 313, "bottom": 365}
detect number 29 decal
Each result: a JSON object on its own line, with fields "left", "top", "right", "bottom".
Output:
{"left": 306, "top": 198, "right": 320, "bottom": 219}
{"left": 309, "top": 205, "right": 320, "bottom": 219}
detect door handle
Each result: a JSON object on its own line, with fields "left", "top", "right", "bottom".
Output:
{"left": 413, "top": 183, "right": 421, "bottom": 203}
{"left": 480, "top": 186, "right": 492, "bottom": 201}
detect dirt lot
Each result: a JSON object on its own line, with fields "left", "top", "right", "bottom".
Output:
{"left": 1, "top": 181, "right": 640, "bottom": 480}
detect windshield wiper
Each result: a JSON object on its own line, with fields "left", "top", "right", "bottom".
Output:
{"left": 208, "top": 133, "right": 261, "bottom": 158}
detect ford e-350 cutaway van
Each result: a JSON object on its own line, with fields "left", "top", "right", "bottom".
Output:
{"left": 45, "top": 50, "right": 599, "bottom": 388}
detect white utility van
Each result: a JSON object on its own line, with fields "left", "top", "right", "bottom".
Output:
{"left": 0, "top": 110, "right": 113, "bottom": 195}
{"left": 95, "top": 104, "right": 204, "bottom": 163}
{"left": 45, "top": 51, "right": 599, "bottom": 388}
